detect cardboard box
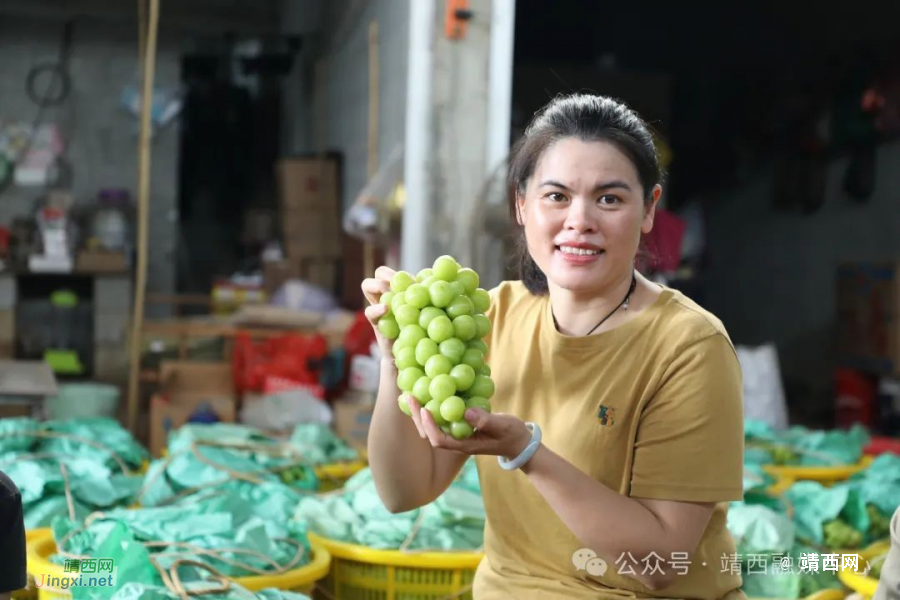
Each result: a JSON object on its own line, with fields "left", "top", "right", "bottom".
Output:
{"left": 333, "top": 392, "right": 376, "bottom": 452}
{"left": 837, "top": 262, "right": 900, "bottom": 375}
{"left": 277, "top": 158, "right": 339, "bottom": 210}
{"left": 149, "top": 361, "right": 236, "bottom": 456}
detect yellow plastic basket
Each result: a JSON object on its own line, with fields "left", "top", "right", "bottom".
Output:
{"left": 762, "top": 456, "right": 873, "bottom": 485}
{"left": 837, "top": 540, "right": 891, "bottom": 600}
{"left": 308, "top": 533, "right": 483, "bottom": 600}
{"left": 313, "top": 459, "right": 367, "bottom": 492}
{"left": 12, "top": 529, "right": 53, "bottom": 600}
{"left": 26, "top": 530, "right": 331, "bottom": 600}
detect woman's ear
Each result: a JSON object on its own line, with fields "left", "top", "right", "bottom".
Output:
{"left": 641, "top": 185, "right": 662, "bottom": 234}
{"left": 515, "top": 193, "right": 526, "bottom": 226}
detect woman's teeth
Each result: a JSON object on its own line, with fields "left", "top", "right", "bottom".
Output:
{"left": 559, "top": 246, "right": 601, "bottom": 256}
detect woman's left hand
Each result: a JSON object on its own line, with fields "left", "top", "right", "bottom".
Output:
{"left": 405, "top": 395, "right": 532, "bottom": 459}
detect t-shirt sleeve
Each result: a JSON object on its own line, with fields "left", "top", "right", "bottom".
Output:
{"left": 0, "top": 471, "right": 26, "bottom": 593}
{"left": 629, "top": 333, "right": 744, "bottom": 503}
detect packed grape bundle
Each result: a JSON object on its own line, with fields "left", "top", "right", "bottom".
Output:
{"left": 377, "top": 255, "right": 494, "bottom": 440}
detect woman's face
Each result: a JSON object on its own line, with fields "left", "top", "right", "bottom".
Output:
{"left": 517, "top": 138, "right": 660, "bottom": 296}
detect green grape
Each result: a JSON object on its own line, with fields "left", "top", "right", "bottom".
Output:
{"left": 467, "top": 338, "right": 489, "bottom": 355}
{"left": 378, "top": 318, "right": 400, "bottom": 340}
{"left": 398, "top": 395, "right": 413, "bottom": 416}
{"left": 470, "top": 288, "right": 490, "bottom": 313}
{"left": 425, "top": 354, "right": 453, "bottom": 378}
{"left": 395, "top": 304, "right": 420, "bottom": 327}
{"left": 395, "top": 346, "right": 418, "bottom": 370}
{"left": 398, "top": 324, "right": 427, "bottom": 346}
{"left": 461, "top": 348, "right": 485, "bottom": 371}
{"left": 429, "top": 374, "right": 456, "bottom": 402}
{"left": 446, "top": 295, "right": 475, "bottom": 319}
{"left": 456, "top": 268, "right": 479, "bottom": 294}
{"left": 867, "top": 505, "right": 891, "bottom": 540}
{"left": 404, "top": 283, "right": 430, "bottom": 309}
{"left": 823, "top": 518, "right": 863, "bottom": 549}
{"left": 449, "top": 281, "right": 466, "bottom": 297}
{"left": 421, "top": 275, "right": 439, "bottom": 288}
{"left": 412, "top": 376, "right": 432, "bottom": 403}
{"left": 770, "top": 445, "right": 799, "bottom": 466}
{"left": 397, "top": 367, "right": 425, "bottom": 392}
{"left": 439, "top": 338, "right": 467, "bottom": 364}
{"left": 468, "top": 375, "right": 495, "bottom": 398}
{"left": 424, "top": 399, "right": 448, "bottom": 425}
{"left": 416, "top": 268, "right": 434, "bottom": 282}
{"left": 452, "top": 315, "right": 476, "bottom": 341}
{"left": 392, "top": 338, "right": 411, "bottom": 357}
{"left": 440, "top": 396, "right": 466, "bottom": 422}
{"left": 440, "top": 424, "right": 453, "bottom": 435}
{"left": 391, "top": 291, "right": 407, "bottom": 314}
{"left": 449, "top": 364, "right": 475, "bottom": 392}
{"left": 418, "top": 306, "right": 446, "bottom": 330}
{"left": 415, "top": 338, "right": 440, "bottom": 366}
{"left": 427, "top": 315, "right": 454, "bottom": 343}
{"left": 473, "top": 314, "right": 492, "bottom": 338}
{"left": 479, "top": 364, "right": 491, "bottom": 376}
{"left": 433, "top": 255, "right": 459, "bottom": 281}
{"left": 380, "top": 291, "right": 395, "bottom": 314}
{"left": 391, "top": 271, "right": 415, "bottom": 293}
{"left": 466, "top": 396, "right": 491, "bottom": 412}
{"left": 451, "top": 420, "right": 475, "bottom": 440}
{"left": 429, "top": 281, "right": 455, "bottom": 308}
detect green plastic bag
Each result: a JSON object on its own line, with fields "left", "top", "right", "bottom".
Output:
{"left": 727, "top": 504, "right": 795, "bottom": 555}
{"left": 289, "top": 424, "right": 358, "bottom": 465}
{"left": 784, "top": 481, "right": 869, "bottom": 546}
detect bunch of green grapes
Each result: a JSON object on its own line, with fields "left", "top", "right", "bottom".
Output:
{"left": 769, "top": 444, "right": 800, "bottom": 466}
{"left": 869, "top": 552, "right": 886, "bottom": 579}
{"left": 867, "top": 504, "right": 892, "bottom": 541}
{"left": 823, "top": 517, "right": 864, "bottom": 549}
{"left": 377, "top": 255, "right": 493, "bottom": 440}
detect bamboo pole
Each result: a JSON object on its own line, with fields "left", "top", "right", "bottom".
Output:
{"left": 365, "top": 20, "right": 379, "bottom": 276}
{"left": 127, "top": 0, "right": 160, "bottom": 434}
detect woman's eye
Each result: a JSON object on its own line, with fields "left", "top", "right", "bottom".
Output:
{"left": 598, "top": 195, "right": 621, "bottom": 206}
{"left": 547, "top": 192, "right": 567, "bottom": 202}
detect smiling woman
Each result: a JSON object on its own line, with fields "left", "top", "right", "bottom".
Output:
{"left": 364, "top": 94, "right": 745, "bottom": 600}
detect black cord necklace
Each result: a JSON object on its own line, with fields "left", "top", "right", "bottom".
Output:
{"left": 553, "top": 271, "right": 638, "bottom": 336}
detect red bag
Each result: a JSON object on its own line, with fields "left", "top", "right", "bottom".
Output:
{"left": 232, "top": 332, "right": 328, "bottom": 394}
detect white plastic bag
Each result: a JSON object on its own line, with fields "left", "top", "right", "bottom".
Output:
{"left": 240, "top": 388, "right": 333, "bottom": 432}
{"left": 736, "top": 343, "right": 789, "bottom": 431}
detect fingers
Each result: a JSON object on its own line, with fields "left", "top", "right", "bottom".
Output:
{"left": 420, "top": 408, "right": 445, "bottom": 446}
{"left": 364, "top": 303, "right": 388, "bottom": 325}
{"left": 406, "top": 395, "right": 427, "bottom": 439}
{"left": 464, "top": 408, "right": 492, "bottom": 431}
{"left": 374, "top": 265, "right": 396, "bottom": 281}
{"left": 361, "top": 277, "right": 391, "bottom": 306}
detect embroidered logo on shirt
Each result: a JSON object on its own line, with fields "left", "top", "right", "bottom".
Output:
{"left": 597, "top": 405, "right": 615, "bottom": 427}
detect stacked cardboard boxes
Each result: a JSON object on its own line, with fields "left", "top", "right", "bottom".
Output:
{"left": 149, "top": 361, "right": 237, "bottom": 456}
{"left": 271, "top": 157, "right": 342, "bottom": 295}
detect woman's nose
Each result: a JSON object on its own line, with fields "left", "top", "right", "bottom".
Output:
{"left": 563, "top": 198, "right": 597, "bottom": 233}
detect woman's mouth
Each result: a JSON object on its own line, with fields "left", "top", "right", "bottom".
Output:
{"left": 555, "top": 244, "right": 604, "bottom": 264}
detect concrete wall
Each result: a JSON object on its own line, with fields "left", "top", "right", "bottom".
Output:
{"left": 705, "top": 142, "right": 900, "bottom": 415}
{"left": 304, "top": 0, "right": 410, "bottom": 213}
{"left": 0, "top": 14, "right": 181, "bottom": 296}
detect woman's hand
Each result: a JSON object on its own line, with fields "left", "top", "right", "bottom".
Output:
{"left": 402, "top": 395, "right": 532, "bottom": 460}
{"left": 361, "top": 266, "right": 396, "bottom": 361}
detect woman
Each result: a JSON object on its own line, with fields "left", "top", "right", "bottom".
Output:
{"left": 874, "top": 505, "right": 900, "bottom": 599}
{"left": 363, "top": 94, "right": 744, "bottom": 599}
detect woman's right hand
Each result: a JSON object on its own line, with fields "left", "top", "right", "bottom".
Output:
{"left": 361, "top": 265, "right": 397, "bottom": 362}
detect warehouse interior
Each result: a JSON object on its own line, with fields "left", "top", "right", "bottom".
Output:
{"left": 0, "top": 0, "right": 898, "bottom": 598}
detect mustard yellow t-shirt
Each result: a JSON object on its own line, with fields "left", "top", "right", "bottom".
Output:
{"left": 474, "top": 281, "right": 745, "bottom": 600}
